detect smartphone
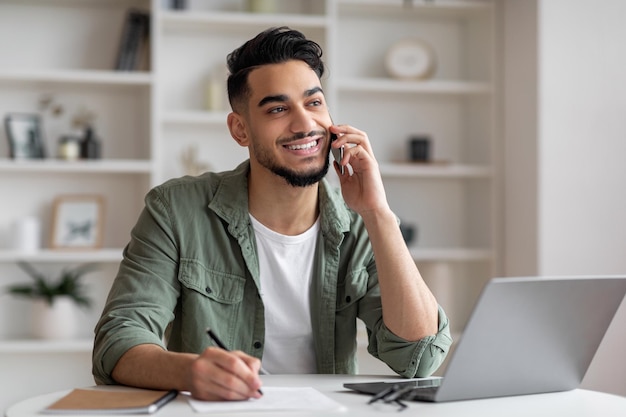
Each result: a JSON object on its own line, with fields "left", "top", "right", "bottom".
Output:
{"left": 330, "top": 132, "right": 345, "bottom": 175}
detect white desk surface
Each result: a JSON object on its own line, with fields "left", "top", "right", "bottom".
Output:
{"left": 6, "top": 374, "right": 626, "bottom": 417}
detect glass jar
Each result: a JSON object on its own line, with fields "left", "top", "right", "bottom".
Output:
{"left": 57, "top": 135, "right": 81, "bottom": 160}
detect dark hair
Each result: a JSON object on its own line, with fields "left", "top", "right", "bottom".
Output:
{"left": 226, "top": 27, "right": 325, "bottom": 112}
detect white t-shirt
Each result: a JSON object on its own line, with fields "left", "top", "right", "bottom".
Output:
{"left": 249, "top": 214, "right": 319, "bottom": 374}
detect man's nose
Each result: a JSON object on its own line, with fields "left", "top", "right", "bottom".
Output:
{"left": 289, "top": 106, "right": 317, "bottom": 134}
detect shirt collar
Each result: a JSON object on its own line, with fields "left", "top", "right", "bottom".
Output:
{"left": 209, "top": 159, "right": 352, "bottom": 241}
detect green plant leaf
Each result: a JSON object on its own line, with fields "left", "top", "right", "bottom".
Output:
{"left": 6, "top": 261, "right": 96, "bottom": 309}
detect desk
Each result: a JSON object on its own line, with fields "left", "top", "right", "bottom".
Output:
{"left": 6, "top": 375, "right": 626, "bottom": 417}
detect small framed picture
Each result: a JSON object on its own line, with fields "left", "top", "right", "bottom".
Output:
{"left": 4, "top": 113, "right": 46, "bottom": 159}
{"left": 50, "top": 195, "right": 105, "bottom": 249}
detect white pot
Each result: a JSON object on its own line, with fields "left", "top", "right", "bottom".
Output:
{"left": 32, "top": 297, "right": 79, "bottom": 340}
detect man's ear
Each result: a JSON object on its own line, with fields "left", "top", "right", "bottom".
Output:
{"left": 227, "top": 112, "right": 249, "bottom": 147}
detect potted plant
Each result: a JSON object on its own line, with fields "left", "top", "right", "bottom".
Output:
{"left": 6, "top": 261, "right": 95, "bottom": 340}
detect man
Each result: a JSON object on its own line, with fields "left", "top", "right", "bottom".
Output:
{"left": 93, "top": 27, "right": 451, "bottom": 401}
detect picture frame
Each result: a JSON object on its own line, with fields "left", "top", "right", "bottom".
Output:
{"left": 4, "top": 113, "right": 46, "bottom": 159}
{"left": 50, "top": 195, "right": 105, "bottom": 250}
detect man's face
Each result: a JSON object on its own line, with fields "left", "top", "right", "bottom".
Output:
{"left": 242, "top": 60, "right": 332, "bottom": 187}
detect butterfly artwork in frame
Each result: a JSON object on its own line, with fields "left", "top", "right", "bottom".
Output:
{"left": 50, "top": 195, "right": 105, "bottom": 250}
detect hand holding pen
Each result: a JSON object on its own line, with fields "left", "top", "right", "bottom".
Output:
{"left": 187, "top": 328, "right": 265, "bottom": 401}
{"left": 205, "top": 328, "right": 267, "bottom": 397}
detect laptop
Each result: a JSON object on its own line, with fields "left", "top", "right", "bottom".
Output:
{"left": 344, "top": 275, "right": 626, "bottom": 402}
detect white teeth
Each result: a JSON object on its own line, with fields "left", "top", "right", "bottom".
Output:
{"left": 287, "top": 140, "right": 317, "bottom": 150}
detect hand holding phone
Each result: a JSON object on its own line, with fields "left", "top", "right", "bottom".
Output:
{"left": 330, "top": 132, "right": 345, "bottom": 175}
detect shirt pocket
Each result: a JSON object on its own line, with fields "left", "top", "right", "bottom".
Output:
{"left": 336, "top": 267, "right": 368, "bottom": 311}
{"left": 178, "top": 258, "right": 245, "bottom": 303}
{"left": 178, "top": 259, "right": 246, "bottom": 334}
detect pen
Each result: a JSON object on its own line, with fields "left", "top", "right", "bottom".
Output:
{"left": 368, "top": 385, "right": 397, "bottom": 404}
{"left": 206, "top": 328, "right": 267, "bottom": 395}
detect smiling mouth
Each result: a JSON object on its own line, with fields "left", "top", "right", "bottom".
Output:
{"left": 285, "top": 139, "right": 319, "bottom": 151}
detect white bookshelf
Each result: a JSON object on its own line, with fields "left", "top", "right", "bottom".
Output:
{"left": 0, "top": 159, "right": 152, "bottom": 174}
{"left": 379, "top": 163, "right": 492, "bottom": 179}
{"left": 0, "top": 339, "right": 92, "bottom": 354}
{"left": 0, "top": 0, "right": 153, "bottom": 365}
{"left": 337, "top": 78, "right": 493, "bottom": 95}
{"left": 409, "top": 248, "right": 493, "bottom": 263}
{"left": 160, "top": 9, "right": 330, "bottom": 30}
{"left": 162, "top": 110, "right": 229, "bottom": 126}
{"left": 0, "top": 249, "right": 123, "bottom": 263}
{"left": 0, "top": 69, "right": 152, "bottom": 88}
{"left": 0, "top": 0, "right": 497, "bottom": 356}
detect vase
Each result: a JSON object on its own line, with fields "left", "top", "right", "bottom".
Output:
{"left": 11, "top": 217, "right": 41, "bottom": 253}
{"left": 80, "top": 127, "right": 101, "bottom": 159}
{"left": 246, "top": 0, "right": 277, "bottom": 13}
{"left": 32, "top": 297, "right": 79, "bottom": 340}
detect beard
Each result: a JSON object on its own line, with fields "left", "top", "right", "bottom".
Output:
{"left": 253, "top": 131, "right": 331, "bottom": 188}
{"left": 270, "top": 157, "right": 330, "bottom": 187}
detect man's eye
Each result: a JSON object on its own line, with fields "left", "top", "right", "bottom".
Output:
{"left": 309, "top": 99, "right": 322, "bottom": 107}
{"left": 269, "top": 106, "right": 286, "bottom": 114}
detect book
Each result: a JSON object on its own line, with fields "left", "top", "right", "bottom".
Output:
{"left": 115, "top": 9, "right": 150, "bottom": 71}
{"left": 42, "top": 388, "right": 177, "bottom": 415}
{"left": 134, "top": 12, "right": 151, "bottom": 72}
{"left": 114, "top": 10, "right": 135, "bottom": 70}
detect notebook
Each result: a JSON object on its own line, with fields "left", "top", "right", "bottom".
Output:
{"left": 345, "top": 275, "right": 626, "bottom": 402}
{"left": 42, "top": 388, "right": 177, "bottom": 414}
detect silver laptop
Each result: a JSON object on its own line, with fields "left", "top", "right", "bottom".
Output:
{"left": 345, "top": 275, "right": 626, "bottom": 402}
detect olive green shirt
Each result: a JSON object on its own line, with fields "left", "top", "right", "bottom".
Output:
{"left": 92, "top": 161, "right": 452, "bottom": 385}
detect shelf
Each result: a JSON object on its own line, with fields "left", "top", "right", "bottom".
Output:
{"left": 409, "top": 248, "right": 493, "bottom": 262}
{"left": 160, "top": 10, "right": 329, "bottom": 31}
{"left": 380, "top": 163, "right": 492, "bottom": 179}
{"left": 0, "top": 339, "right": 92, "bottom": 354}
{"left": 162, "top": 110, "right": 229, "bottom": 126}
{"left": 338, "top": 0, "right": 493, "bottom": 17}
{"left": 0, "top": 69, "right": 152, "bottom": 87}
{"left": 0, "top": 159, "right": 152, "bottom": 174}
{"left": 338, "top": 78, "right": 492, "bottom": 95}
{"left": 4, "top": 0, "right": 151, "bottom": 7}
{"left": 0, "top": 0, "right": 499, "bottom": 374}
{"left": 0, "top": 248, "right": 124, "bottom": 263}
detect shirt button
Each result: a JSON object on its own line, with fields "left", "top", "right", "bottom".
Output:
{"left": 345, "top": 295, "right": 351, "bottom": 303}
{"left": 254, "top": 341, "right": 263, "bottom": 349}
{"left": 205, "top": 287, "right": 212, "bottom": 294}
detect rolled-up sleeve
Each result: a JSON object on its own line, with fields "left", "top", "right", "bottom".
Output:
{"left": 369, "top": 305, "right": 452, "bottom": 378}
{"left": 92, "top": 189, "right": 179, "bottom": 385}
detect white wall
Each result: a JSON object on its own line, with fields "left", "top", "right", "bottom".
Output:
{"left": 504, "top": 0, "right": 626, "bottom": 397}
{"left": 539, "top": 0, "right": 626, "bottom": 396}
{"left": 538, "top": 0, "right": 626, "bottom": 274}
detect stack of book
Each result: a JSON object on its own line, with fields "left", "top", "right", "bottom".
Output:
{"left": 115, "top": 9, "right": 150, "bottom": 71}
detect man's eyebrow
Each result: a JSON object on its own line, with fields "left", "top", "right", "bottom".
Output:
{"left": 305, "top": 86, "right": 324, "bottom": 97}
{"left": 258, "top": 94, "right": 288, "bottom": 108}
{"left": 257, "top": 87, "right": 325, "bottom": 108}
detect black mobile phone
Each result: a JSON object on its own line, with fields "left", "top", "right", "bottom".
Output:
{"left": 330, "top": 132, "right": 344, "bottom": 175}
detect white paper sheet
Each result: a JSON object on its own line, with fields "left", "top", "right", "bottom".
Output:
{"left": 187, "top": 387, "right": 345, "bottom": 413}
